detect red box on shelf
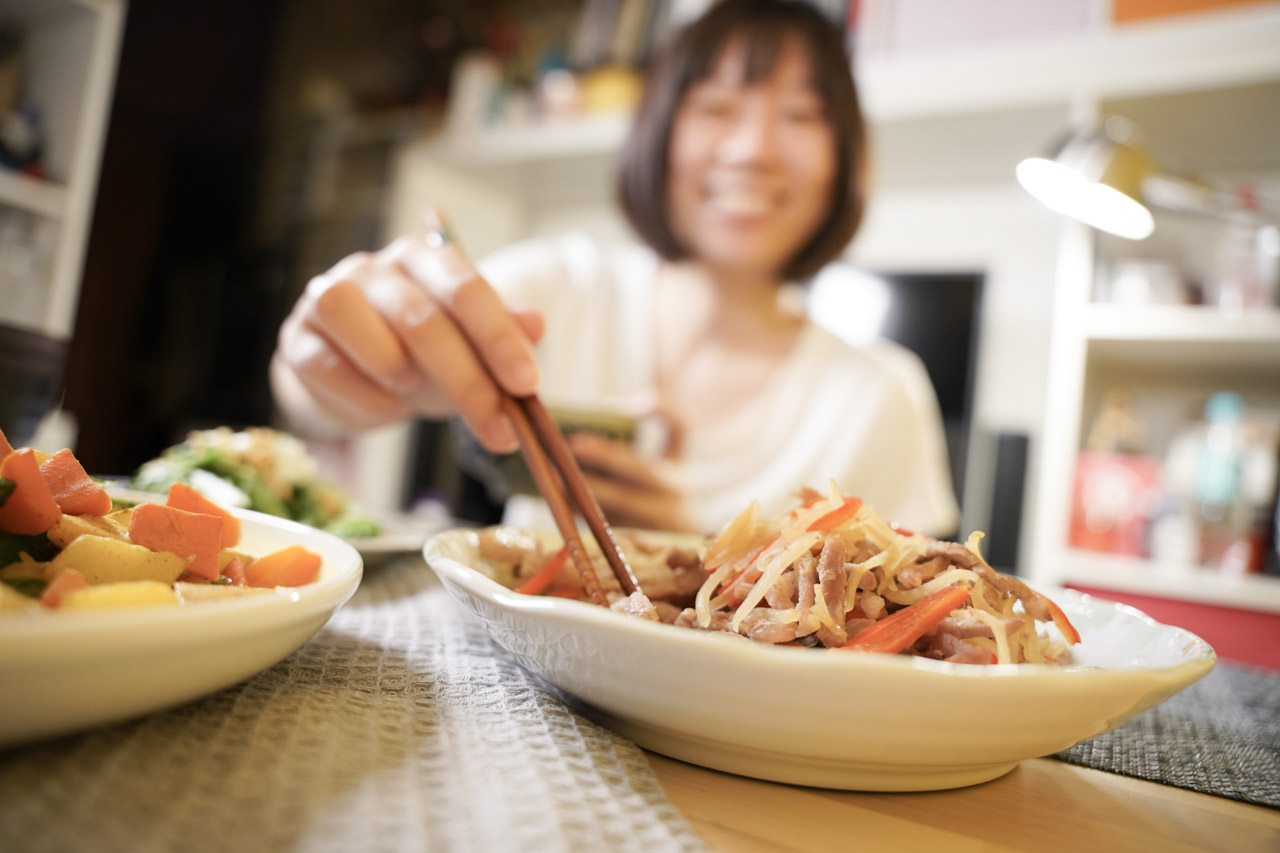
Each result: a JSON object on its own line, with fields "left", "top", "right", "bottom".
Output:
{"left": 1068, "top": 452, "right": 1163, "bottom": 556}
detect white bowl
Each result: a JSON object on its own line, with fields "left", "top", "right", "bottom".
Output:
{"left": 425, "top": 527, "right": 1216, "bottom": 792}
{"left": 0, "top": 510, "right": 362, "bottom": 747}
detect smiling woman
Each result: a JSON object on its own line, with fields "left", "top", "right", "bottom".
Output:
{"left": 271, "top": 0, "right": 959, "bottom": 539}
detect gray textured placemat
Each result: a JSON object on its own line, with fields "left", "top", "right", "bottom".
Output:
{"left": 1054, "top": 661, "right": 1280, "bottom": 809}
{"left": 0, "top": 557, "right": 706, "bottom": 853}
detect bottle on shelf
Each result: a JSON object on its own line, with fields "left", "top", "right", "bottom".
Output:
{"left": 1191, "top": 392, "right": 1274, "bottom": 575}
{"left": 1206, "top": 185, "right": 1280, "bottom": 312}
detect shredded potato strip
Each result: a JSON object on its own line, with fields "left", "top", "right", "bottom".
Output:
{"left": 881, "top": 567, "right": 982, "bottom": 606}
{"left": 695, "top": 560, "right": 739, "bottom": 628}
{"left": 844, "top": 551, "right": 886, "bottom": 611}
{"left": 730, "top": 531, "right": 821, "bottom": 632}
{"left": 967, "top": 607, "right": 1012, "bottom": 665}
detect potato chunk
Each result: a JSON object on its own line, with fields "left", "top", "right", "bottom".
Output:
{"left": 45, "top": 513, "right": 131, "bottom": 549}
{"left": 50, "top": 535, "right": 187, "bottom": 585}
{"left": 0, "top": 584, "right": 42, "bottom": 613}
{"left": 59, "top": 581, "right": 180, "bottom": 610}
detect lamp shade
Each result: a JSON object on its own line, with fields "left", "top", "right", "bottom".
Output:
{"left": 1017, "top": 126, "right": 1157, "bottom": 240}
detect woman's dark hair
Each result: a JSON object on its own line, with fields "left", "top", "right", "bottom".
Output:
{"left": 616, "top": 0, "right": 866, "bottom": 281}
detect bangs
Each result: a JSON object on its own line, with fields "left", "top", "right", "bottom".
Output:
{"left": 684, "top": 20, "right": 821, "bottom": 97}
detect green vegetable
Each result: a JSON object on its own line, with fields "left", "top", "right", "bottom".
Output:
{"left": 1, "top": 576, "right": 47, "bottom": 599}
{"left": 323, "top": 513, "right": 381, "bottom": 539}
{"left": 0, "top": 530, "right": 58, "bottom": 568}
{"left": 0, "top": 477, "right": 14, "bottom": 508}
{"left": 130, "top": 428, "right": 381, "bottom": 537}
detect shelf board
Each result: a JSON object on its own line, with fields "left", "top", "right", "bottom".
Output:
{"left": 1086, "top": 302, "right": 1280, "bottom": 341}
{"left": 1056, "top": 548, "right": 1280, "bottom": 613}
{"left": 1084, "top": 304, "right": 1280, "bottom": 372}
{"left": 416, "top": 6, "right": 1280, "bottom": 170}
{"left": 426, "top": 113, "right": 630, "bottom": 168}
{"left": 0, "top": 170, "right": 68, "bottom": 219}
{"left": 857, "top": 4, "right": 1280, "bottom": 121}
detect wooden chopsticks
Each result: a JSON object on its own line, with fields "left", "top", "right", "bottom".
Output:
{"left": 502, "top": 394, "right": 641, "bottom": 605}
{"left": 423, "top": 212, "right": 641, "bottom": 607}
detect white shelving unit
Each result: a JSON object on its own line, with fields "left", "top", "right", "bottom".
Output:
{"left": 0, "top": 0, "right": 125, "bottom": 339}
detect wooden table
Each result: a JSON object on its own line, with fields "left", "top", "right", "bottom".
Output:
{"left": 646, "top": 753, "right": 1280, "bottom": 853}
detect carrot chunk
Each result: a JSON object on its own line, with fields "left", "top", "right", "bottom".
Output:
{"left": 39, "top": 567, "right": 89, "bottom": 608}
{"left": 128, "top": 502, "right": 224, "bottom": 581}
{"left": 166, "top": 481, "right": 241, "bottom": 548}
{"left": 839, "top": 585, "right": 972, "bottom": 655}
{"left": 244, "top": 545, "right": 322, "bottom": 588}
{"left": 0, "top": 429, "right": 13, "bottom": 459}
{"left": 39, "top": 448, "right": 112, "bottom": 516}
{"left": 0, "top": 448, "right": 62, "bottom": 535}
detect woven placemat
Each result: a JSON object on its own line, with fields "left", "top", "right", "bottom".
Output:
{"left": 0, "top": 557, "right": 705, "bottom": 853}
{"left": 1054, "top": 661, "right": 1280, "bottom": 809}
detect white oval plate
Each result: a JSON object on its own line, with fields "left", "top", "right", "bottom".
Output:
{"left": 425, "top": 527, "right": 1216, "bottom": 792}
{"left": 348, "top": 509, "right": 448, "bottom": 560}
{"left": 0, "top": 510, "right": 363, "bottom": 747}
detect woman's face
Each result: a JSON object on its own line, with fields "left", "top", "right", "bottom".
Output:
{"left": 666, "top": 36, "right": 837, "bottom": 280}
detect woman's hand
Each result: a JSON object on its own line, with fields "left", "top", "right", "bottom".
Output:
{"left": 566, "top": 432, "right": 695, "bottom": 533}
{"left": 272, "top": 233, "right": 544, "bottom": 452}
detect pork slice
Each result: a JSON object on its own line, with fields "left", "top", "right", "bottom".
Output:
{"left": 610, "top": 590, "right": 661, "bottom": 622}
{"left": 666, "top": 547, "right": 702, "bottom": 570}
{"left": 922, "top": 632, "right": 995, "bottom": 665}
{"left": 815, "top": 537, "right": 848, "bottom": 647}
{"left": 795, "top": 552, "right": 818, "bottom": 636}
{"left": 765, "top": 569, "right": 797, "bottom": 610}
{"left": 673, "top": 608, "right": 734, "bottom": 632}
{"left": 740, "top": 608, "right": 800, "bottom": 644}
{"left": 919, "top": 538, "right": 1053, "bottom": 622}
{"left": 652, "top": 600, "right": 686, "bottom": 624}
{"left": 932, "top": 615, "right": 1024, "bottom": 640}
{"left": 856, "top": 591, "right": 886, "bottom": 620}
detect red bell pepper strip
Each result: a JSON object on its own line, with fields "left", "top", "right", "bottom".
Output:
{"left": 1044, "top": 596, "right": 1081, "bottom": 645}
{"left": 515, "top": 547, "right": 569, "bottom": 596}
{"left": 839, "top": 584, "right": 971, "bottom": 654}
{"left": 806, "top": 496, "right": 863, "bottom": 532}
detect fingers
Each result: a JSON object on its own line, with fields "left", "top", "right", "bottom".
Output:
{"left": 276, "top": 312, "right": 410, "bottom": 430}
{"left": 577, "top": 467, "right": 691, "bottom": 533}
{"left": 568, "top": 432, "right": 665, "bottom": 490}
{"left": 509, "top": 306, "right": 547, "bottom": 346}
{"left": 275, "top": 234, "right": 544, "bottom": 453}
{"left": 386, "top": 236, "right": 541, "bottom": 398}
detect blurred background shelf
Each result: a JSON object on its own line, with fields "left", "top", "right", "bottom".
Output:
{"left": 0, "top": 0, "right": 124, "bottom": 339}
{"left": 1083, "top": 304, "right": 1280, "bottom": 372}
{"left": 857, "top": 2, "right": 1280, "bottom": 120}
{"left": 1059, "top": 548, "right": 1280, "bottom": 613}
{"left": 415, "top": 1, "right": 1280, "bottom": 169}
{"left": 0, "top": 170, "right": 68, "bottom": 219}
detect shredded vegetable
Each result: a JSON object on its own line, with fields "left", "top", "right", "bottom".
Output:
{"left": 479, "top": 484, "right": 1080, "bottom": 665}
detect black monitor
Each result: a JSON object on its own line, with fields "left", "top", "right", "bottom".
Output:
{"left": 864, "top": 269, "right": 985, "bottom": 509}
